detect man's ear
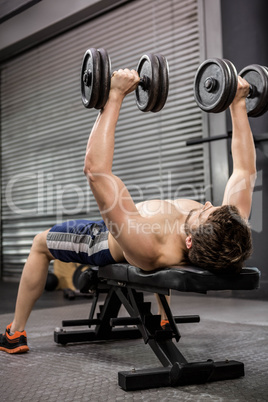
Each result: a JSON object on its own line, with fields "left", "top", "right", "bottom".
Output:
{"left": 186, "top": 235, "right": 192, "bottom": 249}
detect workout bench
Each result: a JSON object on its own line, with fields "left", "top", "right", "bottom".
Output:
{"left": 54, "top": 263, "right": 260, "bottom": 391}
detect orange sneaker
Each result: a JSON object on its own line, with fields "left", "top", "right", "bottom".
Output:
{"left": 161, "top": 319, "right": 171, "bottom": 330}
{"left": 0, "top": 323, "right": 29, "bottom": 354}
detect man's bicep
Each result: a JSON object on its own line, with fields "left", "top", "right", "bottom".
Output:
{"left": 89, "top": 175, "right": 157, "bottom": 261}
{"left": 222, "top": 170, "right": 256, "bottom": 219}
{"left": 88, "top": 173, "right": 139, "bottom": 234}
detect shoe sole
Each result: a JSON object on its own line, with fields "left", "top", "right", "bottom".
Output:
{"left": 0, "top": 345, "right": 29, "bottom": 354}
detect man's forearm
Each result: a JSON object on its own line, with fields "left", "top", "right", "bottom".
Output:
{"left": 230, "top": 99, "right": 256, "bottom": 174}
{"left": 84, "top": 69, "right": 140, "bottom": 177}
{"left": 84, "top": 92, "right": 124, "bottom": 176}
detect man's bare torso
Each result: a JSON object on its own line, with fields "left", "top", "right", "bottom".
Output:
{"left": 108, "top": 198, "right": 204, "bottom": 269}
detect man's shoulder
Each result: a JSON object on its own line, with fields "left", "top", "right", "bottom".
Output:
{"left": 172, "top": 198, "right": 203, "bottom": 210}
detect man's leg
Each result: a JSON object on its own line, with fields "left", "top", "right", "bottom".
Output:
{"left": 11, "top": 229, "right": 54, "bottom": 333}
{"left": 155, "top": 294, "right": 171, "bottom": 327}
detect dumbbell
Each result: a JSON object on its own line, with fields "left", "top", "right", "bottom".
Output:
{"left": 45, "top": 272, "right": 59, "bottom": 291}
{"left": 81, "top": 48, "right": 169, "bottom": 112}
{"left": 77, "top": 266, "right": 99, "bottom": 293}
{"left": 194, "top": 58, "right": 268, "bottom": 117}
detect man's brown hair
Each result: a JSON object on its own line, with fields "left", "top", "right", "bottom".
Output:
{"left": 185, "top": 205, "right": 253, "bottom": 274}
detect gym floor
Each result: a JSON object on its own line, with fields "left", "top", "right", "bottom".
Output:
{"left": 0, "top": 281, "right": 267, "bottom": 402}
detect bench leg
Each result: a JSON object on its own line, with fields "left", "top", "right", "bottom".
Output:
{"left": 54, "top": 287, "right": 141, "bottom": 344}
{"left": 54, "top": 283, "right": 245, "bottom": 390}
{"left": 113, "top": 287, "right": 244, "bottom": 390}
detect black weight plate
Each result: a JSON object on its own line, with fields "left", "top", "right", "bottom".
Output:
{"left": 239, "top": 64, "right": 268, "bottom": 117}
{"left": 151, "top": 53, "right": 169, "bottom": 113}
{"left": 72, "top": 264, "right": 88, "bottom": 289}
{"left": 258, "top": 65, "right": 268, "bottom": 116}
{"left": 78, "top": 267, "right": 99, "bottom": 293}
{"left": 135, "top": 53, "right": 160, "bottom": 112}
{"left": 81, "top": 48, "right": 101, "bottom": 108}
{"left": 194, "top": 58, "right": 232, "bottom": 113}
{"left": 95, "top": 48, "right": 111, "bottom": 110}
{"left": 220, "top": 59, "right": 238, "bottom": 111}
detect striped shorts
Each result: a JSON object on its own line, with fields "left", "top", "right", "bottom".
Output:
{"left": 46, "top": 219, "right": 116, "bottom": 266}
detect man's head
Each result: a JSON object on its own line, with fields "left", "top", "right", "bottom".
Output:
{"left": 184, "top": 203, "right": 253, "bottom": 274}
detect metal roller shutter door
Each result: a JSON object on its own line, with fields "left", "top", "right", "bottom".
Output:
{"left": 1, "top": 0, "right": 206, "bottom": 278}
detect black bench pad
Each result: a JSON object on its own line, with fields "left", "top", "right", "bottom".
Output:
{"left": 98, "top": 264, "right": 260, "bottom": 293}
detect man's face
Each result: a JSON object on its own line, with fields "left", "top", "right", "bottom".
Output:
{"left": 185, "top": 201, "right": 220, "bottom": 232}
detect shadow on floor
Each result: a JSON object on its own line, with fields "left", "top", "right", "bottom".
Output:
{"left": 0, "top": 280, "right": 93, "bottom": 315}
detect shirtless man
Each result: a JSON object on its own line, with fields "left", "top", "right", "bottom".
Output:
{"left": 0, "top": 68, "right": 256, "bottom": 354}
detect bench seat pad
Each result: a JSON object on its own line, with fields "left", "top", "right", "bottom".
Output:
{"left": 98, "top": 264, "right": 260, "bottom": 293}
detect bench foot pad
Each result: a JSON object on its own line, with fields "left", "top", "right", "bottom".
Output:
{"left": 119, "top": 360, "right": 244, "bottom": 390}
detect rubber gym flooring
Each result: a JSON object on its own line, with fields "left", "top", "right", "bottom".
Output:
{"left": 0, "top": 282, "right": 267, "bottom": 402}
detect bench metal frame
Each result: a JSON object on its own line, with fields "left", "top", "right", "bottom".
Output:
{"left": 54, "top": 264, "right": 257, "bottom": 390}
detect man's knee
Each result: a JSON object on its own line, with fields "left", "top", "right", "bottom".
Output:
{"left": 32, "top": 229, "right": 54, "bottom": 259}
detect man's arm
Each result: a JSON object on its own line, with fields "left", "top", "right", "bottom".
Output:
{"left": 222, "top": 76, "right": 257, "bottom": 219}
{"left": 84, "top": 69, "right": 158, "bottom": 265}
